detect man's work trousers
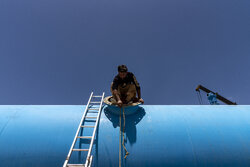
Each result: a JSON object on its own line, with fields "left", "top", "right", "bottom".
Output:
{"left": 111, "top": 83, "right": 137, "bottom": 103}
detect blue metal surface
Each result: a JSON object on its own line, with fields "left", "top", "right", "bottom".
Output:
{"left": 103, "top": 96, "right": 142, "bottom": 115}
{"left": 104, "top": 104, "right": 141, "bottom": 116}
{"left": 0, "top": 105, "right": 250, "bottom": 167}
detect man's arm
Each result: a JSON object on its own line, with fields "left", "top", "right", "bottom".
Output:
{"left": 113, "top": 89, "right": 121, "bottom": 101}
{"left": 132, "top": 74, "right": 144, "bottom": 103}
{"left": 113, "top": 89, "right": 123, "bottom": 107}
{"left": 111, "top": 77, "right": 123, "bottom": 107}
{"left": 137, "top": 88, "right": 141, "bottom": 99}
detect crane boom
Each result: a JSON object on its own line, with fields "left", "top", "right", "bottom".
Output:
{"left": 195, "top": 85, "right": 237, "bottom": 105}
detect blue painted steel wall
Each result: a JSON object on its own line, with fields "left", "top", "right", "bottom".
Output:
{"left": 0, "top": 105, "right": 249, "bottom": 167}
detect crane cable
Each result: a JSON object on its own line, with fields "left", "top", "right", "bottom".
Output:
{"left": 119, "top": 106, "right": 130, "bottom": 167}
{"left": 196, "top": 91, "right": 201, "bottom": 104}
{"left": 196, "top": 90, "right": 203, "bottom": 104}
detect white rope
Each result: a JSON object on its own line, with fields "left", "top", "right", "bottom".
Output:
{"left": 119, "top": 106, "right": 130, "bottom": 167}
{"left": 119, "top": 108, "right": 122, "bottom": 167}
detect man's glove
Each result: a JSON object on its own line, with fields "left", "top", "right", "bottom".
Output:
{"left": 117, "top": 100, "right": 123, "bottom": 107}
{"left": 139, "top": 98, "right": 144, "bottom": 104}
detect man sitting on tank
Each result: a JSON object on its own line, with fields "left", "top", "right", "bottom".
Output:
{"left": 111, "top": 65, "right": 144, "bottom": 107}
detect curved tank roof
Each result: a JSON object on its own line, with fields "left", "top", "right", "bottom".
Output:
{"left": 0, "top": 105, "right": 250, "bottom": 167}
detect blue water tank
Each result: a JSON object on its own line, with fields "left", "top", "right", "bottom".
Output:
{"left": 0, "top": 105, "right": 249, "bottom": 167}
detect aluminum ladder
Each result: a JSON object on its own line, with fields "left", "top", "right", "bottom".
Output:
{"left": 63, "top": 92, "right": 105, "bottom": 167}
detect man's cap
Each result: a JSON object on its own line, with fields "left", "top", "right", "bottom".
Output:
{"left": 118, "top": 65, "right": 128, "bottom": 72}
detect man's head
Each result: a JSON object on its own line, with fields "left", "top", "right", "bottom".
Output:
{"left": 118, "top": 65, "right": 128, "bottom": 79}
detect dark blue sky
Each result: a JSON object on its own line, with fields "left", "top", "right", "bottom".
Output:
{"left": 0, "top": 0, "right": 250, "bottom": 104}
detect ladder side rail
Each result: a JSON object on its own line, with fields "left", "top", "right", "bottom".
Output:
{"left": 63, "top": 92, "right": 94, "bottom": 167}
{"left": 85, "top": 92, "right": 105, "bottom": 167}
{"left": 87, "top": 156, "right": 93, "bottom": 167}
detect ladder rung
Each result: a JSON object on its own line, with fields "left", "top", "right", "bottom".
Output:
{"left": 67, "top": 164, "right": 85, "bottom": 167}
{"left": 87, "top": 111, "right": 98, "bottom": 113}
{"left": 85, "top": 120, "right": 96, "bottom": 122}
{"left": 90, "top": 102, "right": 101, "bottom": 103}
{"left": 88, "top": 108, "right": 99, "bottom": 110}
{"left": 92, "top": 96, "right": 102, "bottom": 97}
{"left": 77, "top": 136, "right": 92, "bottom": 139}
{"left": 72, "top": 149, "right": 89, "bottom": 151}
{"left": 86, "top": 116, "right": 97, "bottom": 119}
{"left": 81, "top": 125, "right": 95, "bottom": 128}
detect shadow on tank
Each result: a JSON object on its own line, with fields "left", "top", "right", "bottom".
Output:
{"left": 104, "top": 106, "right": 146, "bottom": 146}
